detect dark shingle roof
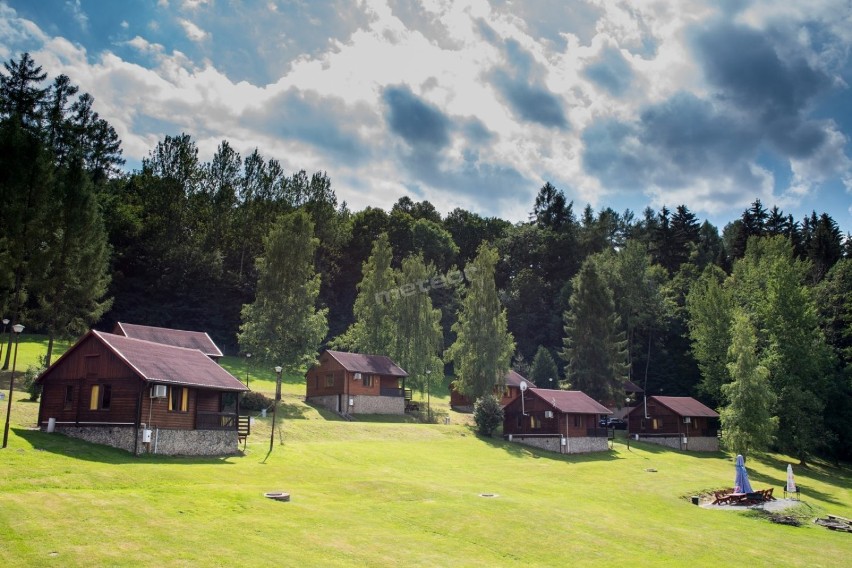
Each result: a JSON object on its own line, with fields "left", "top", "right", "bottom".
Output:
{"left": 530, "top": 388, "right": 612, "bottom": 415}
{"left": 96, "top": 331, "right": 247, "bottom": 391}
{"left": 113, "top": 322, "right": 223, "bottom": 358}
{"left": 323, "top": 350, "right": 408, "bottom": 377}
{"left": 505, "top": 370, "right": 535, "bottom": 388}
{"left": 650, "top": 396, "right": 719, "bottom": 418}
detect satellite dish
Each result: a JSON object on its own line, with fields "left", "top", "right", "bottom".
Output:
{"left": 520, "top": 380, "right": 528, "bottom": 392}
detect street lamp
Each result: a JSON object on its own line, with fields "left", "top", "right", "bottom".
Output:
{"left": 2, "top": 323, "right": 25, "bottom": 449}
{"left": 0, "top": 318, "right": 8, "bottom": 371}
{"left": 244, "top": 352, "right": 251, "bottom": 387}
{"left": 548, "top": 377, "right": 554, "bottom": 389}
{"left": 270, "top": 365, "right": 282, "bottom": 453}
{"left": 425, "top": 368, "right": 431, "bottom": 423}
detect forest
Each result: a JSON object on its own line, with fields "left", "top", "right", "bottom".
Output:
{"left": 2, "top": 54, "right": 851, "bottom": 462}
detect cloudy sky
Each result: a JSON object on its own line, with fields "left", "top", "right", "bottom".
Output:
{"left": 2, "top": 0, "right": 851, "bottom": 233}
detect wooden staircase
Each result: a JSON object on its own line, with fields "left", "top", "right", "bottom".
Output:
{"left": 237, "top": 415, "right": 251, "bottom": 447}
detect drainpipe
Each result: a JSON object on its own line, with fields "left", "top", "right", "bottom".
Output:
{"left": 133, "top": 383, "right": 143, "bottom": 456}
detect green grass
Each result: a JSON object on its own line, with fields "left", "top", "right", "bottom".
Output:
{"left": 1, "top": 336, "right": 851, "bottom": 566}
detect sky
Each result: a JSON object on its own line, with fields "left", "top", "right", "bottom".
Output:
{"left": 1, "top": 0, "right": 851, "bottom": 234}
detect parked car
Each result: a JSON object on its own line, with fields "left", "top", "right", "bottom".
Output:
{"left": 599, "top": 417, "right": 627, "bottom": 430}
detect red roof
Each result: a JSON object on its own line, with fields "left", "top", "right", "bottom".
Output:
{"left": 641, "top": 396, "right": 719, "bottom": 418}
{"left": 323, "top": 350, "right": 408, "bottom": 377}
{"left": 113, "top": 322, "right": 223, "bottom": 358}
{"left": 95, "top": 331, "right": 247, "bottom": 391}
{"left": 505, "top": 370, "right": 535, "bottom": 388}
{"left": 529, "top": 388, "right": 612, "bottom": 415}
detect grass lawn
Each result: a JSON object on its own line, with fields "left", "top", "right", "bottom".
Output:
{"left": 1, "top": 336, "right": 850, "bottom": 566}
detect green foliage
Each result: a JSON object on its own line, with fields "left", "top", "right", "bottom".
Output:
{"left": 686, "top": 265, "right": 733, "bottom": 405}
{"left": 446, "top": 244, "right": 515, "bottom": 401}
{"left": 529, "top": 346, "right": 558, "bottom": 388}
{"left": 720, "top": 309, "right": 777, "bottom": 457}
{"left": 19, "top": 364, "right": 44, "bottom": 401}
{"left": 473, "top": 393, "right": 504, "bottom": 436}
{"left": 238, "top": 210, "right": 328, "bottom": 372}
{"left": 560, "top": 257, "right": 628, "bottom": 403}
{"left": 240, "top": 391, "right": 274, "bottom": 411}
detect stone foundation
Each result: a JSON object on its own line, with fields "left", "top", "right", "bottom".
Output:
{"left": 307, "top": 394, "right": 405, "bottom": 415}
{"left": 49, "top": 425, "right": 241, "bottom": 456}
{"left": 635, "top": 435, "right": 719, "bottom": 452}
{"left": 507, "top": 435, "right": 609, "bottom": 454}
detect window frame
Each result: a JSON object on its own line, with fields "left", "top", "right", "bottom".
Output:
{"left": 89, "top": 383, "right": 111, "bottom": 411}
{"left": 325, "top": 373, "right": 335, "bottom": 387}
{"left": 362, "top": 374, "right": 374, "bottom": 387}
{"left": 64, "top": 385, "right": 74, "bottom": 411}
{"left": 168, "top": 386, "right": 189, "bottom": 413}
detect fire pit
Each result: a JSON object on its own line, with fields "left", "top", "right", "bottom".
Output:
{"left": 264, "top": 492, "right": 291, "bottom": 502}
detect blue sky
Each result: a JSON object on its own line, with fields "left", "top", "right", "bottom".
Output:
{"left": 2, "top": 0, "right": 851, "bottom": 233}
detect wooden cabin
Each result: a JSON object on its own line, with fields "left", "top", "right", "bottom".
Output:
{"left": 36, "top": 330, "right": 249, "bottom": 456}
{"left": 449, "top": 370, "right": 535, "bottom": 410}
{"left": 113, "top": 322, "right": 224, "bottom": 361}
{"left": 503, "top": 388, "right": 612, "bottom": 454}
{"left": 305, "top": 350, "right": 409, "bottom": 415}
{"left": 626, "top": 395, "right": 720, "bottom": 451}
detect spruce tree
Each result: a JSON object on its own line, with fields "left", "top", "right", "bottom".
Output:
{"left": 529, "top": 346, "right": 558, "bottom": 389}
{"left": 560, "top": 258, "right": 628, "bottom": 403}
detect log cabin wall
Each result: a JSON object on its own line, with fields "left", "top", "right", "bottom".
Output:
{"left": 38, "top": 334, "right": 141, "bottom": 426}
{"left": 306, "top": 355, "right": 346, "bottom": 397}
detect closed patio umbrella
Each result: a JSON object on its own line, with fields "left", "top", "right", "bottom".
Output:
{"left": 734, "top": 454, "right": 753, "bottom": 493}
{"left": 786, "top": 464, "right": 797, "bottom": 494}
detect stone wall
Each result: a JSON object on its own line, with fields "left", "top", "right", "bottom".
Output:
{"left": 50, "top": 425, "right": 241, "bottom": 456}
{"left": 307, "top": 394, "right": 405, "bottom": 415}
{"left": 635, "top": 435, "right": 718, "bottom": 452}
{"left": 508, "top": 435, "right": 609, "bottom": 454}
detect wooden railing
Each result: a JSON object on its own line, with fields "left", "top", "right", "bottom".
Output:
{"left": 196, "top": 411, "right": 237, "bottom": 430}
{"left": 380, "top": 387, "right": 413, "bottom": 399}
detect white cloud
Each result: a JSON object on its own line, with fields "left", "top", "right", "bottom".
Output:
{"left": 179, "top": 18, "right": 209, "bottom": 42}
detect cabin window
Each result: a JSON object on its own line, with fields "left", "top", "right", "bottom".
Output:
{"left": 530, "top": 415, "right": 541, "bottom": 430}
{"left": 325, "top": 374, "right": 334, "bottom": 387}
{"left": 168, "top": 387, "right": 189, "bottom": 412}
{"left": 516, "top": 414, "right": 523, "bottom": 428}
{"left": 573, "top": 415, "right": 581, "bottom": 428}
{"left": 652, "top": 418, "right": 660, "bottom": 430}
{"left": 362, "top": 374, "right": 373, "bottom": 387}
{"left": 64, "top": 385, "right": 74, "bottom": 410}
{"left": 89, "top": 384, "right": 111, "bottom": 410}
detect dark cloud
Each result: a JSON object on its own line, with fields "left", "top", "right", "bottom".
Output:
{"left": 243, "top": 88, "right": 374, "bottom": 165}
{"left": 583, "top": 47, "right": 633, "bottom": 96}
{"left": 690, "top": 20, "right": 832, "bottom": 158}
{"left": 583, "top": 92, "right": 764, "bottom": 191}
{"left": 383, "top": 85, "right": 451, "bottom": 149}
{"left": 486, "top": 39, "right": 568, "bottom": 128}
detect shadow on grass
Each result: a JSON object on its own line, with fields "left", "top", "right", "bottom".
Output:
{"left": 478, "top": 434, "right": 623, "bottom": 463}
{"left": 747, "top": 453, "right": 852, "bottom": 507}
{"left": 13, "top": 428, "right": 240, "bottom": 465}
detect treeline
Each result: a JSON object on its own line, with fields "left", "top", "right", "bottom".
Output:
{"left": 2, "top": 54, "right": 850, "bottom": 460}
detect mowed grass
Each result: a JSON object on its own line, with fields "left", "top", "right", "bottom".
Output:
{"left": 1, "top": 337, "right": 850, "bottom": 566}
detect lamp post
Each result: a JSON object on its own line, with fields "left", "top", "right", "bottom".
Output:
{"left": 426, "top": 368, "right": 431, "bottom": 423}
{"left": 548, "top": 377, "right": 553, "bottom": 389}
{"left": 244, "top": 353, "right": 251, "bottom": 387}
{"left": 2, "top": 323, "right": 25, "bottom": 449}
{"left": 0, "top": 318, "right": 8, "bottom": 370}
{"left": 270, "top": 366, "right": 282, "bottom": 453}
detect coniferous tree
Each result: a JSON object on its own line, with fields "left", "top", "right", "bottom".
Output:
{"left": 529, "top": 346, "right": 558, "bottom": 389}
{"left": 446, "top": 244, "right": 515, "bottom": 401}
{"left": 560, "top": 258, "right": 628, "bottom": 403}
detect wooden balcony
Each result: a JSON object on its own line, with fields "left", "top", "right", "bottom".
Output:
{"left": 380, "top": 388, "right": 413, "bottom": 400}
{"left": 196, "top": 411, "right": 238, "bottom": 430}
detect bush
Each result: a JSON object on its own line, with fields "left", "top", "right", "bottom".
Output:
{"left": 240, "top": 391, "right": 274, "bottom": 411}
{"left": 19, "top": 365, "right": 43, "bottom": 402}
{"left": 473, "top": 393, "right": 504, "bottom": 437}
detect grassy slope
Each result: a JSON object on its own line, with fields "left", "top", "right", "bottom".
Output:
{"left": 1, "top": 337, "right": 850, "bottom": 566}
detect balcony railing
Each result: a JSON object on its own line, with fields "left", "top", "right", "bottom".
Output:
{"left": 380, "top": 388, "right": 413, "bottom": 400}
{"left": 196, "top": 411, "right": 238, "bottom": 430}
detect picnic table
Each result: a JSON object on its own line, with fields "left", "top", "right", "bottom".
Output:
{"left": 712, "top": 488, "right": 774, "bottom": 505}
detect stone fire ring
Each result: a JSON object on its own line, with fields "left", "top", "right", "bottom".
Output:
{"left": 264, "top": 492, "right": 291, "bottom": 502}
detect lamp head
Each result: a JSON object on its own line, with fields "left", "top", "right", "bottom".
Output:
{"left": 520, "top": 380, "right": 528, "bottom": 392}
{"left": 1, "top": 318, "right": 8, "bottom": 325}
{"left": 12, "top": 324, "right": 24, "bottom": 334}
{"left": 274, "top": 366, "right": 282, "bottom": 373}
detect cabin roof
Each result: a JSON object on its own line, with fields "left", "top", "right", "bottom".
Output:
{"left": 631, "top": 395, "right": 719, "bottom": 418}
{"left": 94, "top": 330, "right": 247, "bottom": 391}
{"left": 529, "top": 388, "right": 612, "bottom": 415}
{"left": 624, "top": 379, "right": 644, "bottom": 393}
{"left": 322, "top": 350, "right": 408, "bottom": 377}
{"left": 505, "top": 369, "right": 535, "bottom": 388}
{"left": 113, "top": 322, "right": 223, "bottom": 358}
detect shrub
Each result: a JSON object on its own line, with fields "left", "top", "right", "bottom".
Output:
{"left": 473, "top": 393, "right": 504, "bottom": 437}
{"left": 19, "top": 365, "right": 44, "bottom": 402}
{"left": 241, "top": 391, "right": 274, "bottom": 411}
